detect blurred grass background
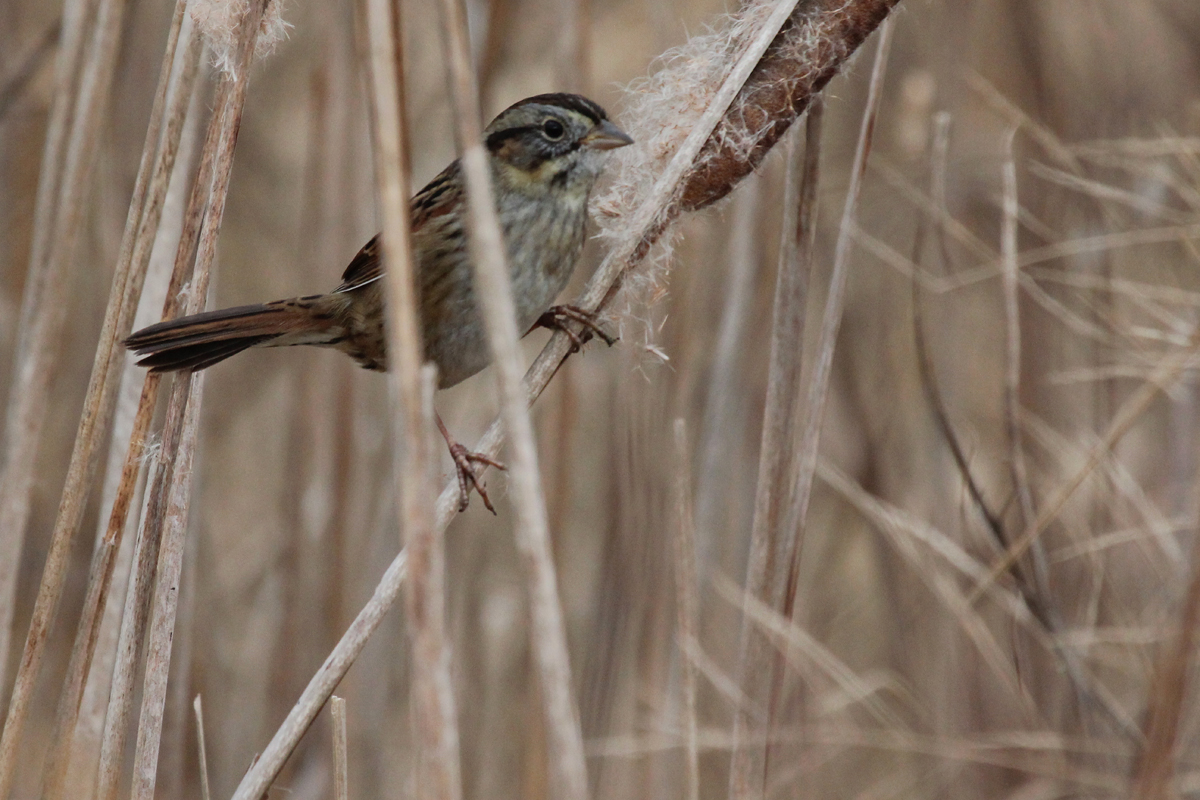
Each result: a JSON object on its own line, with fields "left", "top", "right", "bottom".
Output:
{"left": 4, "top": 0, "right": 1200, "bottom": 798}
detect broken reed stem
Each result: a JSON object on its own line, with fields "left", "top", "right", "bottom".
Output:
{"left": 230, "top": 4, "right": 901, "bottom": 794}
{"left": 128, "top": 5, "right": 268, "bottom": 799}
{"left": 332, "top": 696, "right": 349, "bottom": 800}
{"left": 730, "top": 20, "right": 893, "bottom": 800}
{"left": 672, "top": 419, "right": 700, "bottom": 800}
{"left": 0, "top": 0, "right": 131, "bottom": 792}
{"left": 436, "top": 0, "right": 588, "bottom": 796}
{"left": 37, "top": 12, "right": 200, "bottom": 799}
{"left": 405, "top": 368, "right": 463, "bottom": 800}
{"left": 194, "top": 696, "right": 212, "bottom": 800}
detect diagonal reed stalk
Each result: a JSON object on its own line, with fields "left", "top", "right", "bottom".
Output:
{"left": 231, "top": 4, "right": 902, "bottom": 797}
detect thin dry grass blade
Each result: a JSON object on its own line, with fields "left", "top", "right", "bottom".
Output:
{"left": 194, "top": 696, "right": 211, "bottom": 800}
{"left": 436, "top": 0, "right": 587, "bottom": 796}
{"left": 332, "top": 696, "right": 348, "bottom": 800}
{"left": 672, "top": 419, "right": 700, "bottom": 800}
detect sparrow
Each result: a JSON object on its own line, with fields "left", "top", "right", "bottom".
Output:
{"left": 126, "top": 92, "right": 632, "bottom": 512}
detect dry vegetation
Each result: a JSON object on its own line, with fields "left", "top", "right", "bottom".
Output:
{"left": 2, "top": 0, "right": 1200, "bottom": 799}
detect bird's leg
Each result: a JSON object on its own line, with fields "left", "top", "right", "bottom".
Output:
{"left": 437, "top": 413, "right": 506, "bottom": 514}
{"left": 532, "top": 305, "right": 617, "bottom": 352}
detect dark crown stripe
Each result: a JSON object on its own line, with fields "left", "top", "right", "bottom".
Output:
{"left": 501, "top": 92, "right": 607, "bottom": 123}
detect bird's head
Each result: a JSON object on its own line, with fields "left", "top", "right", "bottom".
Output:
{"left": 484, "top": 93, "right": 632, "bottom": 196}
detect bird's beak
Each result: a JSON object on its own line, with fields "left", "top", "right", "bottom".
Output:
{"left": 583, "top": 119, "right": 633, "bottom": 151}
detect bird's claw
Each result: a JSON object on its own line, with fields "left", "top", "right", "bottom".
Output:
{"left": 447, "top": 442, "right": 506, "bottom": 514}
{"left": 534, "top": 305, "right": 617, "bottom": 353}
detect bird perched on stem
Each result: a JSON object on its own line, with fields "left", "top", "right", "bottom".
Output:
{"left": 126, "top": 93, "right": 632, "bottom": 512}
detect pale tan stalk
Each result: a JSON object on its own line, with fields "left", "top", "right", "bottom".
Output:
{"left": 436, "top": 0, "right": 590, "bottom": 796}
{"left": 128, "top": 5, "right": 268, "bottom": 798}
{"left": 332, "top": 697, "right": 349, "bottom": 800}
{"left": 231, "top": 5, "right": 900, "bottom": 794}
{"left": 405, "top": 367, "right": 463, "bottom": 800}
{"left": 362, "top": 0, "right": 459, "bottom": 793}
{"left": 0, "top": 0, "right": 131, "bottom": 791}
{"left": 672, "top": 419, "right": 700, "bottom": 800}
{"left": 130, "top": 373, "right": 204, "bottom": 800}
{"left": 36, "top": 14, "right": 200, "bottom": 800}
{"left": 730, "top": 21, "right": 893, "bottom": 800}
{"left": 194, "top": 696, "right": 212, "bottom": 800}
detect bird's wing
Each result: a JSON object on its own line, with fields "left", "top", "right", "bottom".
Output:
{"left": 335, "top": 161, "right": 464, "bottom": 294}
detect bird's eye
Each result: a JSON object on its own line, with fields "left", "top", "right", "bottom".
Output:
{"left": 542, "top": 119, "right": 565, "bottom": 140}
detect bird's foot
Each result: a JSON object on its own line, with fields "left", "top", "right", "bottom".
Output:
{"left": 446, "top": 440, "right": 506, "bottom": 514}
{"left": 533, "top": 305, "right": 617, "bottom": 353}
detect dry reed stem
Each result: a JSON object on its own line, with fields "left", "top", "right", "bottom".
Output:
{"left": 729, "top": 19, "right": 894, "bottom": 800}
{"left": 0, "top": 0, "right": 130, "bottom": 792}
{"left": 96, "top": 38, "right": 245, "bottom": 800}
{"left": 672, "top": 419, "right": 700, "bottom": 800}
{"left": 0, "top": 0, "right": 94, "bottom": 709}
{"left": 332, "top": 696, "right": 348, "bottom": 800}
{"left": 36, "top": 14, "right": 201, "bottom": 800}
{"left": 0, "top": 2, "right": 94, "bottom": 680}
{"left": 195, "top": 696, "right": 212, "bottom": 800}
{"left": 436, "top": 0, "right": 588, "bottom": 796}
{"left": 129, "top": 4, "right": 268, "bottom": 797}
{"left": 130, "top": 375, "right": 203, "bottom": 800}
{"left": 758, "top": 101, "right": 823, "bottom": 783}
{"left": 363, "top": 0, "right": 461, "bottom": 793}
{"left": 1131, "top": 547, "right": 1200, "bottom": 799}
{"left": 230, "top": 3, "right": 902, "bottom": 792}
{"left": 404, "top": 368, "right": 463, "bottom": 800}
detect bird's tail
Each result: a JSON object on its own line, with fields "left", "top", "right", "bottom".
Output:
{"left": 125, "top": 295, "right": 343, "bottom": 373}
